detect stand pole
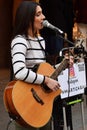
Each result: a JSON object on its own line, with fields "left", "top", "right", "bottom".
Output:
{"left": 51, "top": 116, "right": 54, "bottom": 130}
{"left": 80, "top": 101, "right": 85, "bottom": 130}
{"left": 63, "top": 106, "right": 67, "bottom": 130}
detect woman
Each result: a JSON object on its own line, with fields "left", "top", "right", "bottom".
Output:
{"left": 11, "top": 1, "right": 61, "bottom": 130}
{"left": 11, "top": 1, "right": 74, "bottom": 130}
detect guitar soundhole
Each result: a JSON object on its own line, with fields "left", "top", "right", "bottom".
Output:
{"left": 41, "top": 84, "right": 52, "bottom": 93}
{"left": 31, "top": 88, "right": 44, "bottom": 105}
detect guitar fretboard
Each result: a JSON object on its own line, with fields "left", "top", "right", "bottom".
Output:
{"left": 50, "top": 58, "right": 69, "bottom": 80}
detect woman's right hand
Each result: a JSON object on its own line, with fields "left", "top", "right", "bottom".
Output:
{"left": 44, "top": 77, "right": 60, "bottom": 91}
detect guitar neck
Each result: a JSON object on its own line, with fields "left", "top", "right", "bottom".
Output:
{"left": 50, "top": 58, "right": 69, "bottom": 80}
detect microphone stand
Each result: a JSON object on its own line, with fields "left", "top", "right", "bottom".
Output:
{"left": 55, "top": 31, "right": 86, "bottom": 130}
{"left": 55, "top": 32, "right": 74, "bottom": 130}
{"left": 55, "top": 32, "right": 75, "bottom": 46}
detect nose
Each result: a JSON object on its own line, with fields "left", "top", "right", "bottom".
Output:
{"left": 42, "top": 13, "right": 45, "bottom": 20}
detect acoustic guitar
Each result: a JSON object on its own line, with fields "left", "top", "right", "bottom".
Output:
{"left": 3, "top": 58, "right": 69, "bottom": 128}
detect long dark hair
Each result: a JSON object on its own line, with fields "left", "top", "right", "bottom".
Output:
{"left": 12, "top": 1, "right": 40, "bottom": 38}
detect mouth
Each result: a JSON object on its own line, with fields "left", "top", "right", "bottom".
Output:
{"left": 40, "top": 22, "right": 44, "bottom": 28}
{"left": 41, "top": 21, "right": 43, "bottom": 25}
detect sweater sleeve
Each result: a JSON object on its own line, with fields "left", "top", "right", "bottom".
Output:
{"left": 11, "top": 36, "right": 45, "bottom": 84}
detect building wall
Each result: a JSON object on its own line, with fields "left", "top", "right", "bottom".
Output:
{"left": 0, "top": 0, "right": 38, "bottom": 68}
{"left": 0, "top": 0, "right": 13, "bottom": 68}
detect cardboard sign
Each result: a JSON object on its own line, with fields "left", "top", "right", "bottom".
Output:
{"left": 58, "top": 62, "right": 86, "bottom": 99}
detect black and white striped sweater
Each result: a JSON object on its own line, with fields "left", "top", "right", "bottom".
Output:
{"left": 11, "top": 35, "right": 46, "bottom": 84}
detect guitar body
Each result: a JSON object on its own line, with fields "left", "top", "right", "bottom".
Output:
{"left": 3, "top": 81, "right": 30, "bottom": 127}
{"left": 12, "top": 62, "right": 61, "bottom": 128}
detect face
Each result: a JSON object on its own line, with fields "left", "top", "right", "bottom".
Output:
{"left": 34, "top": 5, "right": 45, "bottom": 31}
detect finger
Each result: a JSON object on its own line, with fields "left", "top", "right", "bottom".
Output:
{"left": 57, "top": 83, "right": 61, "bottom": 88}
{"left": 53, "top": 86, "right": 59, "bottom": 91}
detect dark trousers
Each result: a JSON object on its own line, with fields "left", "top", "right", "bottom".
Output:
{"left": 52, "top": 96, "right": 63, "bottom": 130}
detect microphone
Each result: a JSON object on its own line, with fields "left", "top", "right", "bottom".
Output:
{"left": 42, "top": 20, "right": 64, "bottom": 34}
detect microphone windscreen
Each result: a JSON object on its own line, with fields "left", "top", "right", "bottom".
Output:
{"left": 42, "top": 20, "right": 49, "bottom": 27}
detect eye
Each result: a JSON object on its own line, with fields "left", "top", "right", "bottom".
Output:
{"left": 35, "top": 12, "right": 41, "bottom": 17}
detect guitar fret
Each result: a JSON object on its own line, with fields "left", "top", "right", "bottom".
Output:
{"left": 50, "top": 58, "right": 69, "bottom": 80}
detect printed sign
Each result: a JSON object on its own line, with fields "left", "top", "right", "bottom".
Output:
{"left": 58, "top": 62, "right": 86, "bottom": 99}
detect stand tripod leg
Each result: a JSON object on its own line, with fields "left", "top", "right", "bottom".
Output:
{"left": 63, "top": 107, "right": 67, "bottom": 130}
{"left": 80, "top": 101, "right": 85, "bottom": 130}
{"left": 51, "top": 116, "right": 54, "bottom": 130}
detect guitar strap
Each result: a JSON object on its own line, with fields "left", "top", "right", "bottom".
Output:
{"left": 32, "top": 64, "right": 40, "bottom": 72}
{"left": 37, "top": 37, "right": 46, "bottom": 56}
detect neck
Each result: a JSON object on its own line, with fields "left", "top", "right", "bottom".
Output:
{"left": 28, "top": 28, "right": 38, "bottom": 38}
